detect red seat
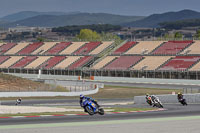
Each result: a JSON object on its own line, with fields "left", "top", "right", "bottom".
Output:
{"left": 45, "top": 42, "right": 71, "bottom": 54}
{"left": 18, "top": 42, "right": 44, "bottom": 55}
{"left": 73, "top": 42, "right": 101, "bottom": 55}
{"left": 10, "top": 56, "right": 38, "bottom": 68}
{"left": 68, "top": 56, "right": 93, "bottom": 69}
{"left": 104, "top": 56, "right": 143, "bottom": 70}
{"left": 159, "top": 56, "right": 200, "bottom": 71}
{"left": 113, "top": 42, "right": 136, "bottom": 55}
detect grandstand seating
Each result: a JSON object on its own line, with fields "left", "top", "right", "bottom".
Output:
{"left": 151, "top": 41, "right": 193, "bottom": 55}
{"left": 104, "top": 56, "right": 143, "bottom": 70}
{"left": 0, "top": 56, "right": 10, "bottom": 64}
{"left": 17, "top": 42, "right": 44, "bottom": 55}
{"left": 125, "top": 41, "right": 164, "bottom": 54}
{"left": 91, "top": 56, "right": 118, "bottom": 69}
{"left": 158, "top": 56, "right": 200, "bottom": 71}
{"left": 38, "top": 56, "right": 66, "bottom": 69}
{"left": 181, "top": 41, "right": 200, "bottom": 55}
{"left": 90, "top": 41, "right": 113, "bottom": 55}
{"left": 25, "top": 56, "right": 51, "bottom": 69}
{"left": 5, "top": 43, "right": 30, "bottom": 55}
{"left": 189, "top": 61, "right": 200, "bottom": 71}
{"left": 132, "top": 56, "right": 173, "bottom": 70}
{"left": 68, "top": 56, "right": 93, "bottom": 70}
{"left": 54, "top": 56, "right": 81, "bottom": 69}
{"left": 73, "top": 42, "right": 101, "bottom": 55}
{"left": 10, "top": 56, "right": 38, "bottom": 68}
{"left": 45, "top": 42, "right": 71, "bottom": 55}
{"left": 0, "top": 56, "right": 23, "bottom": 68}
{"left": 32, "top": 42, "right": 59, "bottom": 55}
{"left": 0, "top": 43, "right": 17, "bottom": 54}
{"left": 112, "top": 41, "right": 136, "bottom": 55}
{"left": 59, "top": 42, "right": 86, "bottom": 55}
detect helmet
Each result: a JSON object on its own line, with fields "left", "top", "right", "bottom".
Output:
{"left": 146, "top": 93, "right": 149, "bottom": 96}
{"left": 80, "top": 94, "right": 84, "bottom": 99}
{"left": 178, "top": 92, "right": 181, "bottom": 95}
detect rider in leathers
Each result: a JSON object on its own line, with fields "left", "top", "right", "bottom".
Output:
{"left": 80, "top": 95, "right": 99, "bottom": 111}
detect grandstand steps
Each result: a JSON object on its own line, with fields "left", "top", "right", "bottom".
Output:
{"left": 16, "top": 42, "right": 44, "bottom": 55}
{"left": 72, "top": 42, "right": 101, "bottom": 55}
{"left": 0, "top": 56, "right": 11, "bottom": 65}
{"left": 50, "top": 56, "right": 67, "bottom": 69}
{"left": 149, "top": 42, "right": 166, "bottom": 55}
{"left": 121, "top": 42, "right": 139, "bottom": 55}
{"left": 9, "top": 56, "right": 38, "bottom": 69}
{"left": 108, "top": 40, "right": 128, "bottom": 55}
{"left": 67, "top": 56, "right": 94, "bottom": 70}
{"left": 57, "top": 42, "right": 72, "bottom": 55}
{"left": 38, "top": 56, "right": 67, "bottom": 69}
{"left": 156, "top": 57, "right": 174, "bottom": 71}
{"left": 129, "top": 56, "right": 144, "bottom": 69}
{"left": 0, "top": 43, "right": 17, "bottom": 55}
{"left": 102, "top": 56, "right": 118, "bottom": 69}
{"left": 187, "top": 58, "right": 200, "bottom": 71}
{"left": 44, "top": 42, "right": 72, "bottom": 55}
{"left": 87, "top": 42, "right": 103, "bottom": 55}
{"left": 112, "top": 41, "right": 137, "bottom": 55}
{"left": 178, "top": 41, "right": 194, "bottom": 55}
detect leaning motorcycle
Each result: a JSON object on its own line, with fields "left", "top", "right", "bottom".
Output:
{"left": 82, "top": 99, "right": 104, "bottom": 115}
{"left": 146, "top": 96, "right": 153, "bottom": 106}
{"left": 152, "top": 97, "right": 163, "bottom": 108}
{"left": 179, "top": 98, "right": 187, "bottom": 106}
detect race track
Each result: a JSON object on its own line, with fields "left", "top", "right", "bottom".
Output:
{"left": 1, "top": 81, "right": 200, "bottom": 133}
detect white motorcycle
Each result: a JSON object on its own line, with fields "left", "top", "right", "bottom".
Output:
{"left": 152, "top": 96, "right": 163, "bottom": 108}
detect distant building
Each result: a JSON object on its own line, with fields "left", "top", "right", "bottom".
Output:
{"left": 8, "top": 26, "right": 49, "bottom": 33}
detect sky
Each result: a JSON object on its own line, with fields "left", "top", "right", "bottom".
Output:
{"left": 0, "top": 0, "right": 200, "bottom": 17}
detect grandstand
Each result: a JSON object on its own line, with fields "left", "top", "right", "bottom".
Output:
{"left": 132, "top": 56, "right": 173, "bottom": 70}
{"left": 151, "top": 40, "right": 193, "bottom": 55}
{"left": 112, "top": 41, "right": 136, "bottom": 55}
{"left": 125, "top": 41, "right": 164, "bottom": 55}
{"left": 0, "top": 40, "right": 200, "bottom": 80}
{"left": 104, "top": 56, "right": 143, "bottom": 70}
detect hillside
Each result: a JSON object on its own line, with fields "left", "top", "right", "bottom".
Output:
{"left": 124, "top": 9, "right": 200, "bottom": 28}
{"left": 0, "top": 73, "right": 63, "bottom": 92}
{"left": 159, "top": 19, "right": 200, "bottom": 29}
{"left": 0, "top": 13, "right": 144, "bottom": 28}
{"left": 0, "top": 11, "right": 79, "bottom": 22}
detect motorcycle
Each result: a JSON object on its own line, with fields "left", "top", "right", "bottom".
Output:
{"left": 82, "top": 99, "right": 104, "bottom": 115}
{"left": 15, "top": 99, "right": 22, "bottom": 105}
{"left": 179, "top": 98, "right": 187, "bottom": 106}
{"left": 146, "top": 96, "right": 153, "bottom": 106}
{"left": 152, "top": 97, "right": 163, "bottom": 108}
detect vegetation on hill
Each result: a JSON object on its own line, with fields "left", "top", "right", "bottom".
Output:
{"left": 159, "top": 19, "right": 200, "bottom": 29}
{"left": 0, "top": 13, "right": 144, "bottom": 28}
{"left": 124, "top": 9, "right": 200, "bottom": 27}
{"left": 52, "top": 24, "right": 121, "bottom": 36}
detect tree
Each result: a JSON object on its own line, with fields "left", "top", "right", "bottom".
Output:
{"left": 195, "top": 30, "right": 200, "bottom": 39}
{"left": 174, "top": 32, "right": 183, "bottom": 39}
{"left": 76, "top": 29, "right": 100, "bottom": 41}
{"left": 37, "top": 37, "right": 45, "bottom": 42}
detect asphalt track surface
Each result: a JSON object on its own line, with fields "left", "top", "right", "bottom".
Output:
{"left": 1, "top": 81, "right": 200, "bottom": 132}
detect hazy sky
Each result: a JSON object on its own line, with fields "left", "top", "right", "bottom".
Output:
{"left": 0, "top": 0, "right": 200, "bottom": 17}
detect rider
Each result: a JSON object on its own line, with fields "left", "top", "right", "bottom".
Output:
{"left": 177, "top": 92, "right": 184, "bottom": 102}
{"left": 79, "top": 94, "right": 99, "bottom": 111}
{"left": 16, "top": 98, "right": 22, "bottom": 105}
{"left": 150, "top": 95, "right": 158, "bottom": 107}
